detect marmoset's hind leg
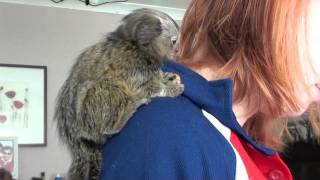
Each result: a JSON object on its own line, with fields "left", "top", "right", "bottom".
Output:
{"left": 78, "top": 80, "right": 140, "bottom": 138}
{"left": 103, "top": 95, "right": 151, "bottom": 135}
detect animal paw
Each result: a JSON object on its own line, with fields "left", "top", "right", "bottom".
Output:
{"left": 163, "top": 72, "right": 181, "bottom": 85}
{"left": 161, "top": 72, "right": 184, "bottom": 97}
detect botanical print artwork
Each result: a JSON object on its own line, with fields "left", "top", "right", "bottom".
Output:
{"left": 0, "top": 83, "right": 29, "bottom": 128}
{"left": 0, "top": 64, "right": 46, "bottom": 146}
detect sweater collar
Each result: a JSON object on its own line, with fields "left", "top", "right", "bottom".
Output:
{"left": 162, "top": 60, "right": 276, "bottom": 156}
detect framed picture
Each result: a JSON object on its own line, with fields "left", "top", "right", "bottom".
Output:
{"left": 0, "top": 64, "right": 47, "bottom": 146}
{"left": 0, "top": 136, "right": 18, "bottom": 179}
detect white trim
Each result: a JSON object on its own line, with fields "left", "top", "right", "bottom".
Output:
{"left": 202, "top": 110, "right": 249, "bottom": 180}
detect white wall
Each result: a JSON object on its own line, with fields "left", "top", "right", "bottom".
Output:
{"left": 130, "top": 0, "right": 190, "bottom": 8}
{"left": 0, "top": 2, "right": 124, "bottom": 179}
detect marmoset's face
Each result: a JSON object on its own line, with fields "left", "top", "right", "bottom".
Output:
{"left": 289, "top": 0, "right": 320, "bottom": 116}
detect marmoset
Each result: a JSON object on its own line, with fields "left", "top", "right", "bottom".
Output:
{"left": 54, "top": 8, "right": 183, "bottom": 180}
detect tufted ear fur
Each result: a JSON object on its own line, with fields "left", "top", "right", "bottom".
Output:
{"left": 108, "top": 9, "right": 166, "bottom": 47}
{"left": 133, "top": 15, "right": 162, "bottom": 46}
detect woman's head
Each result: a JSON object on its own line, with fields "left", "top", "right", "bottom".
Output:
{"left": 295, "top": 0, "right": 320, "bottom": 115}
{"left": 0, "top": 168, "right": 12, "bottom": 180}
{"left": 177, "top": 0, "right": 319, "bottom": 149}
{"left": 1, "top": 146, "right": 12, "bottom": 162}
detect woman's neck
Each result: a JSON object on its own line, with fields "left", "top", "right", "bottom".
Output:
{"left": 177, "top": 48, "right": 253, "bottom": 126}
{"left": 177, "top": 45, "right": 223, "bottom": 80}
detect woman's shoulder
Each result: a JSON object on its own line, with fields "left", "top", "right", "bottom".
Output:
{"left": 101, "top": 96, "right": 237, "bottom": 179}
{"left": 108, "top": 96, "right": 205, "bottom": 142}
{"left": 104, "top": 96, "right": 203, "bottom": 144}
{"left": 133, "top": 96, "right": 201, "bottom": 126}
{"left": 102, "top": 95, "right": 236, "bottom": 159}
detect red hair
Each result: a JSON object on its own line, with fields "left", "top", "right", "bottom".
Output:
{"left": 177, "top": 0, "right": 316, "bottom": 150}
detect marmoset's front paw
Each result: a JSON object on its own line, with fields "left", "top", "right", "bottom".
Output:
{"left": 163, "top": 72, "right": 181, "bottom": 84}
{"left": 161, "top": 72, "right": 184, "bottom": 97}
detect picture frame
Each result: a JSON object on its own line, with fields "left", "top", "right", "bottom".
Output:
{"left": 0, "top": 136, "right": 18, "bottom": 179}
{"left": 0, "top": 64, "right": 47, "bottom": 146}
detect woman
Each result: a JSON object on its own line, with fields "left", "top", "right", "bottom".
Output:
{"left": 0, "top": 168, "right": 12, "bottom": 180}
{"left": 100, "top": 0, "right": 320, "bottom": 179}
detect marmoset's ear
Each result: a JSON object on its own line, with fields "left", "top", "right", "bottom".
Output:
{"left": 134, "top": 15, "right": 162, "bottom": 46}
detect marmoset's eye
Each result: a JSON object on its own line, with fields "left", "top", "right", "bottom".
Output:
{"left": 171, "top": 36, "right": 177, "bottom": 45}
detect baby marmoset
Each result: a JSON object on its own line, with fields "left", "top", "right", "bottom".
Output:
{"left": 54, "top": 8, "right": 184, "bottom": 180}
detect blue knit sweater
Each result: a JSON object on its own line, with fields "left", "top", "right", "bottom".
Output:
{"left": 99, "top": 60, "right": 275, "bottom": 180}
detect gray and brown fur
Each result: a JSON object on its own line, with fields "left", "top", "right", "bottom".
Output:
{"left": 54, "top": 8, "right": 183, "bottom": 180}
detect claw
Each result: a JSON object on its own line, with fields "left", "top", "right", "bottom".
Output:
{"left": 174, "top": 74, "right": 181, "bottom": 84}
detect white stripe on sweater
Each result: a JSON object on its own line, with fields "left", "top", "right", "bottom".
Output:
{"left": 202, "top": 110, "right": 249, "bottom": 180}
